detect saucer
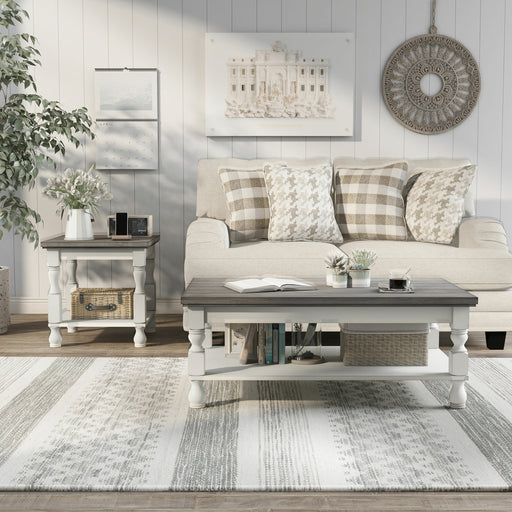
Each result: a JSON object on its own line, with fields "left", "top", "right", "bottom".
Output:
{"left": 378, "top": 282, "right": 414, "bottom": 293}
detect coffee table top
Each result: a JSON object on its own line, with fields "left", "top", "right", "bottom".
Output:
{"left": 182, "top": 278, "right": 478, "bottom": 307}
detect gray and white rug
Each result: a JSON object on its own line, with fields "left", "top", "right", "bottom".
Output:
{"left": 0, "top": 356, "right": 511, "bottom": 491}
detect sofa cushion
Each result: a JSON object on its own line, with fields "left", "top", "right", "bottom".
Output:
{"left": 334, "top": 162, "right": 408, "bottom": 240}
{"left": 218, "top": 168, "right": 269, "bottom": 242}
{"left": 340, "top": 239, "right": 512, "bottom": 291}
{"left": 184, "top": 240, "right": 345, "bottom": 286}
{"left": 197, "top": 158, "right": 330, "bottom": 221}
{"left": 405, "top": 165, "right": 476, "bottom": 244}
{"left": 263, "top": 162, "right": 343, "bottom": 243}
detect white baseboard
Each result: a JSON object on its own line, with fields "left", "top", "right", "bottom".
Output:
{"left": 10, "top": 298, "right": 183, "bottom": 315}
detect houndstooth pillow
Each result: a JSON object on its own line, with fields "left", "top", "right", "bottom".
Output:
{"left": 263, "top": 163, "right": 343, "bottom": 242}
{"left": 334, "top": 163, "right": 408, "bottom": 240}
{"left": 218, "top": 168, "right": 269, "bottom": 242}
{"left": 405, "top": 165, "right": 476, "bottom": 244}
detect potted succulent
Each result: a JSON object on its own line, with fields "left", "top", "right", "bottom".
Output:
{"left": 348, "top": 249, "right": 377, "bottom": 288}
{"left": 325, "top": 252, "right": 348, "bottom": 286}
{"left": 0, "top": 1, "right": 94, "bottom": 333}
{"left": 332, "top": 256, "right": 349, "bottom": 288}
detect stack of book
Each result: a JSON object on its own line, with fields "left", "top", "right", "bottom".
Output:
{"left": 239, "top": 323, "right": 287, "bottom": 364}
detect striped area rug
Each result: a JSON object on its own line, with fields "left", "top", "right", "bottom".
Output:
{"left": 0, "top": 356, "right": 511, "bottom": 491}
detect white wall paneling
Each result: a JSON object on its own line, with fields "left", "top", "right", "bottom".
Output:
{"left": 4, "top": 0, "right": 512, "bottom": 314}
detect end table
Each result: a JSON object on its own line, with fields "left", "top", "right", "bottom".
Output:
{"left": 41, "top": 234, "right": 160, "bottom": 348}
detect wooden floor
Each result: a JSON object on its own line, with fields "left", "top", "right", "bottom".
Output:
{"left": 0, "top": 315, "right": 511, "bottom": 512}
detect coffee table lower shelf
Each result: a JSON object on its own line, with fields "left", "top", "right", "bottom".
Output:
{"left": 195, "top": 347, "right": 460, "bottom": 382}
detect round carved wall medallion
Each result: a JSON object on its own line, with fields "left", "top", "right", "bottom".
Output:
{"left": 382, "top": 33, "right": 481, "bottom": 134}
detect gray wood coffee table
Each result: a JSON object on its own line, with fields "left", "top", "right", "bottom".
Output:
{"left": 181, "top": 278, "right": 477, "bottom": 409}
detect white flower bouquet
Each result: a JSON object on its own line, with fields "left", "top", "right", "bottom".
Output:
{"left": 43, "top": 165, "right": 113, "bottom": 217}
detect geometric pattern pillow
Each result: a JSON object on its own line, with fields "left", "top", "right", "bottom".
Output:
{"left": 218, "top": 168, "right": 269, "bottom": 242}
{"left": 334, "top": 163, "right": 408, "bottom": 240}
{"left": 263, "top": 162, "right": 343, "bottom": 242}
{"left": 405, "top": 165, "right": 476, "bottom": 244}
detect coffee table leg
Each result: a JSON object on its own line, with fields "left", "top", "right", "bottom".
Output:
{"left": 188, "top": 328, "right": 206, "bottom": 408}
{"left": 189, "top": 380, "right": 206, "bottom": 409}
{"left": 449, "top": 327, "right": 468, "bottom": 408}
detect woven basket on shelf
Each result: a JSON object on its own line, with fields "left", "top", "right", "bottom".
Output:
{"left": 71, "top": 288, "right": 134, "bottom": 320}
{"left": 340, "top": 323, "right": 429, "bottom": 366}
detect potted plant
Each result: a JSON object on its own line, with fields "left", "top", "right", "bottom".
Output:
{"left": 42, "top": 166, "right": 112, "bottom": 240}
{"left": 325, "top": 252, "right": 343, "bottom": 286}
{"left": 348, "top": 249, "right": 377, "bottom": 288}
{"left": 0, "top": 0, "right": 94, "bottom": 332}
{"left": 332, "top": 255, "right": 349, "bottom": 288}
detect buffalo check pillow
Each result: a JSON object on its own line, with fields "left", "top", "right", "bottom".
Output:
{"left": 218, "top": 168, "right": 269, "bottom": 242}
{"left": 334, "top": 162, "right": 408, "bottom": 240}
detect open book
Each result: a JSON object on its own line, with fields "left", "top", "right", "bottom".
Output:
{"left": 224, "top": 278, "right": 314, "bottom": 293}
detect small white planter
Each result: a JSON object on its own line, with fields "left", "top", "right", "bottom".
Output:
{"left": 65, "top": 209, "right": 94, "bottom": 240}
{"left": 332, "top": 273, "right": 348, "bottom": 288}
{"left": 349, "top": 269, "right": 371, "bottom": 288}
{"left": 0, "top": 266, "right": 10, "bottom": 334}
{"left": 325, "top": 268, "right": 336, "bottom": 286}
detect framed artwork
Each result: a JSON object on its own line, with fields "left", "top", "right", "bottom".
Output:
{"left": 95, "top": 68, "right": 158, "bottom": 120}
{"left": 95, "top": 120, "right": 158, "bottom": 170}
{"left": 108, "top": 215, "right": 153, "bottom": 237}
{"left": 205, "top": 33, "right": 355, "bottom": 137}
{"left": 224, "top": 323, "right": 250, "bottom": 355}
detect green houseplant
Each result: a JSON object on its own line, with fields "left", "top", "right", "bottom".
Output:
{"left": 0, "top": 0, "right": 94, "bottom": 332}
{"left": 349, "top": 249, "right": 377, "bottom": 288}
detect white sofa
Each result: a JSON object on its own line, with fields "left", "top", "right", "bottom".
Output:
{"left": 184, "top": 157, "right": 512, "bottom": 348}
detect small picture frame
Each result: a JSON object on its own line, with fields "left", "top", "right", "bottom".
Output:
{"left": 108, "top": 215, "right": 153, "bottom": 237}
{"left": 224, "top": 323, "right": 250, "bottom": 355}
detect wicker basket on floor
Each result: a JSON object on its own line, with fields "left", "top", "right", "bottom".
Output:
{"left": 71, "top": 288, "right": 134, "bottom": 319}
{"left": 340, "top": 323, "right": 429, "bottom": 366}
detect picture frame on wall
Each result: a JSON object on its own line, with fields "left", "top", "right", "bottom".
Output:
{"left": 107, "top": 215, "right": 153, "bottom": 237}
{"left": 95, "top": 68, "right": 158, "bottom": 120}
{"left": 205, "top": 33, "right": 355, "bottom": 137}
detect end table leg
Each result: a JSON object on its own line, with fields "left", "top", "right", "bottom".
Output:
{"left": 134, "top": 325, "right": 147, "bottom": 347}
{"left": 449, "top": 328, "right": 468, "bottom": 408}
{"left": 47, "top": 254, "right": 62, "bottom": 348}
{"left": 189, "top": 380, "right": 206, "bottom": 408}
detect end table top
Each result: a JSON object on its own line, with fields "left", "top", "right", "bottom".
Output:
{"left": 182, "top": 278, "right": 478, "bottom": 307}
{"left": 41, "top": 234, "right": 160, "bottom": 249}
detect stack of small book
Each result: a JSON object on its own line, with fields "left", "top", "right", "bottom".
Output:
{"left": 239, "top": 323, "right": 287, "bottom": 365}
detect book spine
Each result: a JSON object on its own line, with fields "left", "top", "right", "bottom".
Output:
{"left": 278, "top": 323, "right": 286, "bottom": 364}
{"left": 272, "top": 324, "right": 279, "bottom": 364}
{"left": 265, "top": 323, "right": 273, "bottom": 364}
{"left": 258, "top": 324, "right": 265, "bottom": 365}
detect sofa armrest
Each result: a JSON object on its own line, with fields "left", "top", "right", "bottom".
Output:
{"left": 185, "top": 219, "right": 230, "bottom": 287}
{"left": 458, "top": 217, "right": 509, "bottom": 250}
{"left": 186, "top": 218, "right": 230, "bottom": 251}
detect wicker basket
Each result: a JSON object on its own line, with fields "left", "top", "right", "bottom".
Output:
{"left": 71, "top": 288, "right": 134, "bottom": 319}
{"left": 340, "top": 323, "right": 429, "bottom": 366}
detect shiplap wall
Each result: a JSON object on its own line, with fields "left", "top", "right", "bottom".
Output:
{"left": 2, "top": 0, "right": 511, "bottom": 313}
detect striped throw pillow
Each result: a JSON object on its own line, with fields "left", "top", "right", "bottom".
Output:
{"left": 218, "top": 168, "right": 269, "bottom": 242}
{"left": 334, "top": 163, "right": 408, "bottom": 240}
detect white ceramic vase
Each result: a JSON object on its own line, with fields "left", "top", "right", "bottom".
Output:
{"left": 0, "top": 266, "right": 10, "bottom": 334}
{"left": 65, "top": 209, "right": 94, "bottom": 240}
{"left": 332, "top": 273, "right": 348, "bottom": 288}
{"left": 349, "top": 269, "right": 371, "bottom": 288}
{"left": 326, "top": 268, "right": 336, "bottom": 286}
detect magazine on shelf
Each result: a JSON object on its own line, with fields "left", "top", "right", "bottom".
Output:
{"left": 224, "top": 277, "right": 314, "bottom": 293}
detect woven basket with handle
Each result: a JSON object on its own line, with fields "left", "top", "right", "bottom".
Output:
{"left": 71, "top": 288, "right": 134, "bottom": 319}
